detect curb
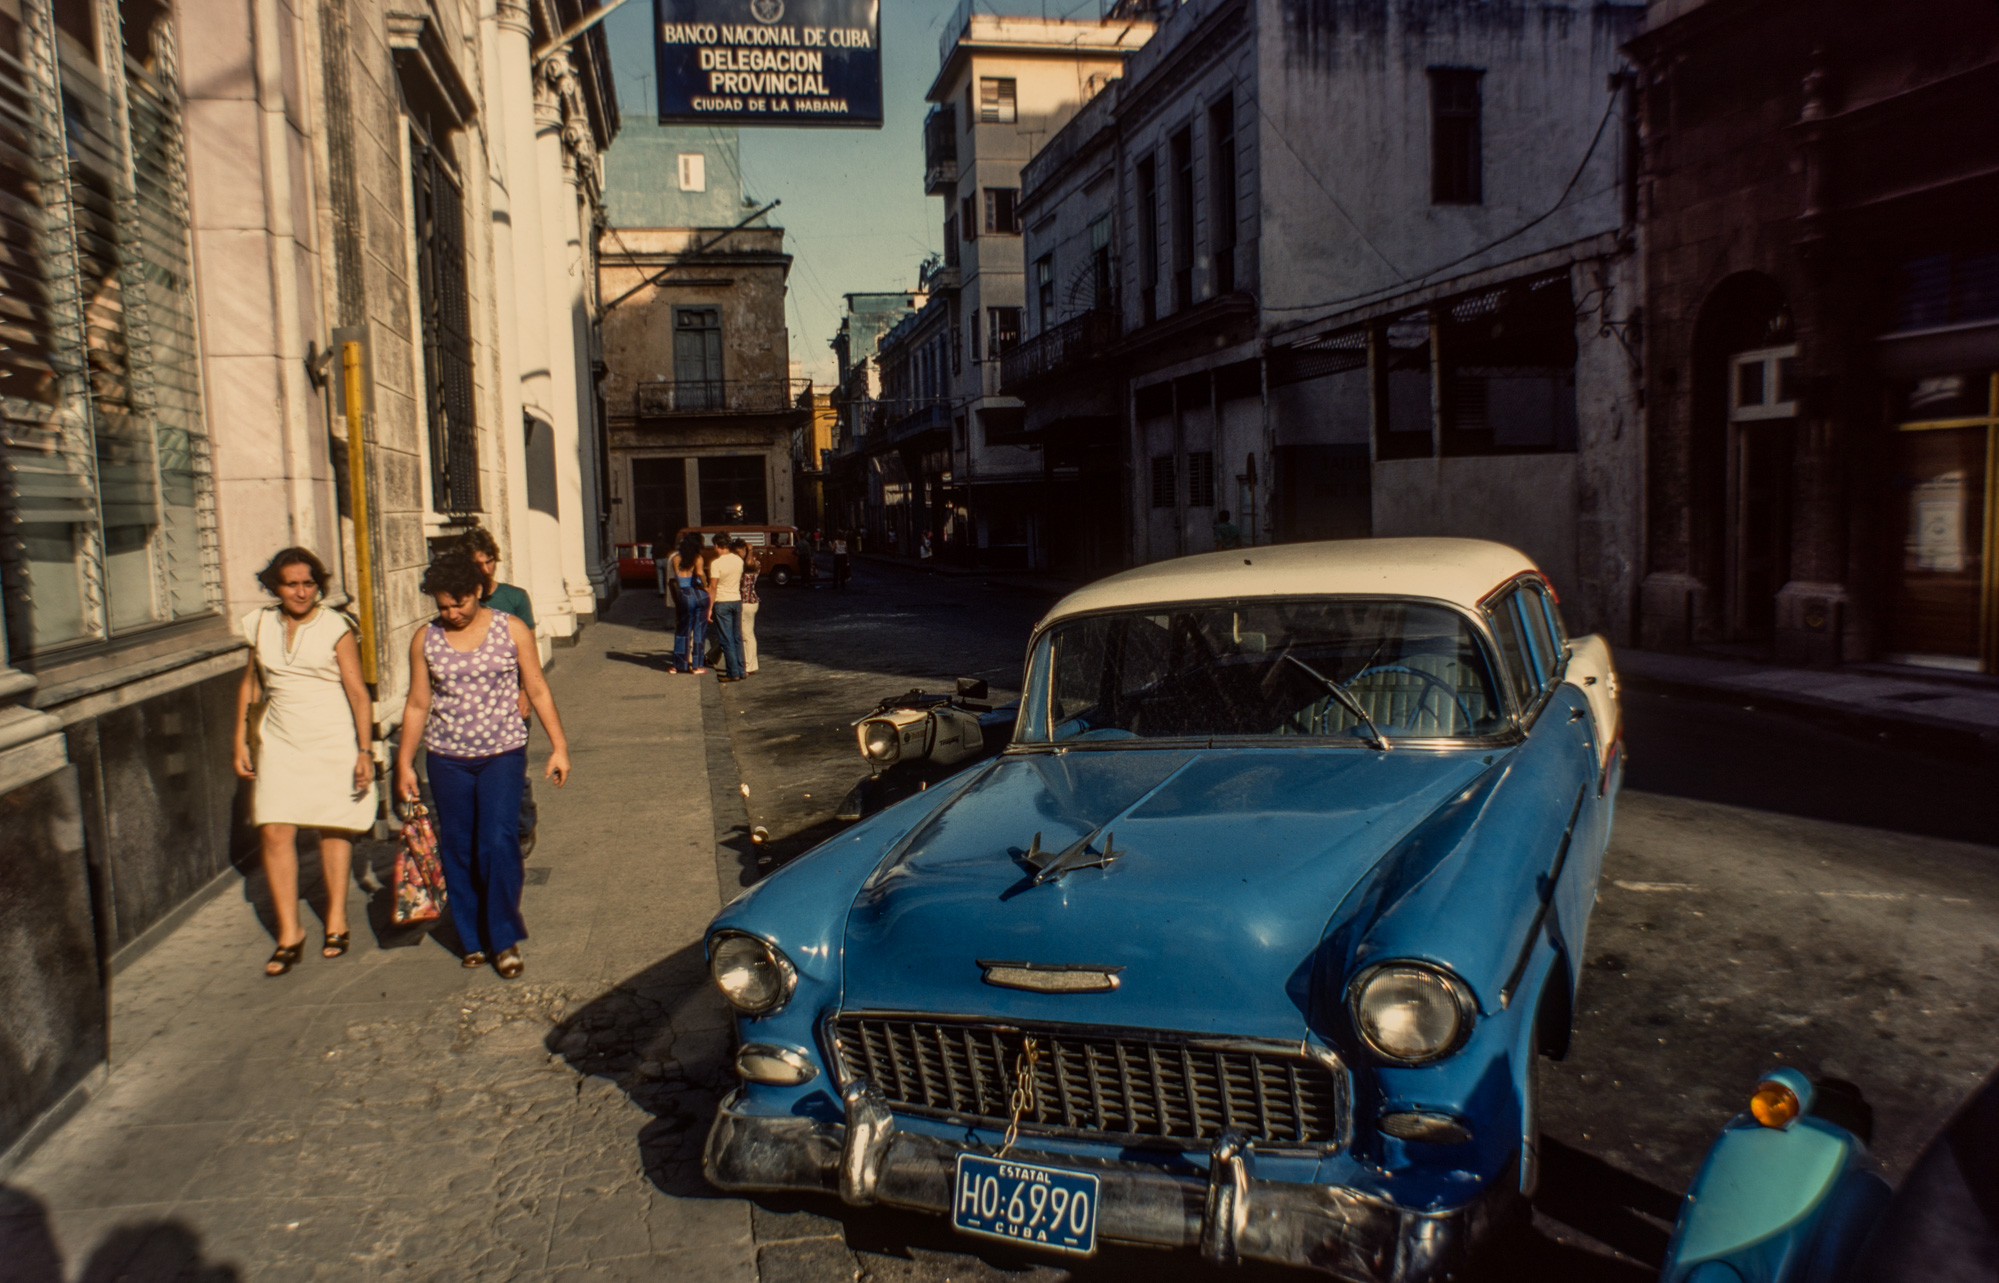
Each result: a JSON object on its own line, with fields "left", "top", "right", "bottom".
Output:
{"left": 1619, "top": 670, "right": 1999, "bottom": 762}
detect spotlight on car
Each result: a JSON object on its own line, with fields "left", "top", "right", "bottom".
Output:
{"left": 1349, "top": 962, "right": 1476, "bottom": 1065}
{"left": 709, "top": 931, "right": 796, "bottom": 1016}
{"left": 859, "top": 716, "right": 904, "bottom": 765}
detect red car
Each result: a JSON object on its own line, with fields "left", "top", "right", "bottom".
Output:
{"left": 614, "top": 542, "right": 659, "bottom": 586}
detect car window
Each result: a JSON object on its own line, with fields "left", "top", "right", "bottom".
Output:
{"left": 1528, "top": 581, "right": 1567, "bottom": 661}
{"left": 1514, "top": 588, "right": 1559, "bottom": 687}
{"left": 773, "top": 531, "right": 794, "bottom": 546}
{"left": 1488, "top": 590, "right": 1538, "bottom": 706}
{"left": 1024, "top": 597, "right": 1505, "bottom": 743}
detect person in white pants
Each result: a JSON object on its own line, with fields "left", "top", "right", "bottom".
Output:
{"left": 732, "top": 537, "right": 760, "bottom": 674}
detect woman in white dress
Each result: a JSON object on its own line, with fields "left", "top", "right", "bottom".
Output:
{"left": 232, "top": 548, "right": 378, "bottom": 976}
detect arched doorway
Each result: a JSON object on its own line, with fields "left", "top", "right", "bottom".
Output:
{"left": 1690, "top": 273, "right": 1796, "bottom": 643}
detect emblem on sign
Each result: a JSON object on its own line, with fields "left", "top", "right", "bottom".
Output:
{"left": 750, "top": 0, "right": 783, "bottom": 22}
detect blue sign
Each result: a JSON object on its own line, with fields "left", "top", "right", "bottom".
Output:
{"left": 655, "top": 0, "right": 882, "bottom": 128}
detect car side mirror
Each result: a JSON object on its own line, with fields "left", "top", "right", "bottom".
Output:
{"left": 956, "top": 677, "right": 989, "bottom": 701}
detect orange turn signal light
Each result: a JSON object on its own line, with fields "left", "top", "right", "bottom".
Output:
{"left": 1750, "top": 1081, "right": 1802, "bottom": 1129}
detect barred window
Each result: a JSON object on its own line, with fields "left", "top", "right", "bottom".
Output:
{"left": 1150, "top": 455, "right": 1175, "bottom": 508}
{"left": 411, "top": 130, "right": 479, "bottom": 513}
{"left": 0, "top": 1, "right": 218, "bottom": 659}
{"left": 1187, "top": 451, "right": 1215, "bottom": 508}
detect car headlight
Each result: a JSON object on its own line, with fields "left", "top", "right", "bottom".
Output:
{"left": 709, "top": 931, "right": 797, "bottom": 1016}
{"left": 1348, "top": 962, "right": 1475, "bottom": 1065}
{"left": 859, "top": 717, "right": 902, "bottom": 764}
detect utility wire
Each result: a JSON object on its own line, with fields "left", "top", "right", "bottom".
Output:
{"left": 1265, "top": 87, "right": 1623, "bottom": 317}
{"left": 1255, "top": 102, "right": 1410, "bottom": 284}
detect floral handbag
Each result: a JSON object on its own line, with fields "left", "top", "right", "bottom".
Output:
{"left": 392, "top": 800, "right": 447, "bottom": 925}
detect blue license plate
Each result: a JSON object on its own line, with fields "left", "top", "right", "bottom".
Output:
{"left": 951, "top": 1152, "right": 1100, "bottom": 1255}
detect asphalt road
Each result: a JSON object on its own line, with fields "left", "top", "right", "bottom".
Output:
{"left": 688, "top": 555, "right": 1999, "bottom": 1283}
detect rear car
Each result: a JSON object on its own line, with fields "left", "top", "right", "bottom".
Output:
{"left": 676, "top": 524, "right": 808, "bottom": 585}
{"left": 700, "top": 538, "right": 1623, "bottom": 1279}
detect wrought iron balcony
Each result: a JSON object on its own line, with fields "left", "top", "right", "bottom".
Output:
{"left": 998, "top": 308, "right": 1119, "bottom": 394}
{"left": 633, "top": 378, "right": 807, "bottom": 417}
{"left": 885, "top": 395, "right": 952, "bottom": 445}
{"left": 924, "top": 105, "right": 958, "bottom": 195}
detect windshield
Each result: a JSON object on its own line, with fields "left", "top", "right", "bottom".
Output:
{"left": 1017, "top": 598, "right": 1507, "bottom": 744}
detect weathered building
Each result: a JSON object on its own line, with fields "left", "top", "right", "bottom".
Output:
{"left": 1630, "top": 0, "right": 1999, "bottom": 671}
{"left": 597, "top": 190, "right": 804, "bottom": 542}
{"left": 0, "top": 0, "right": 615, "bottom": 1166}
{"left": 921, "top": 8, "right": 1152, "bottom": 568}
{"left": 825, "top": 288, "right": 923, "bottom": 540}
{"left": 1010, "top": 0, "right": 1645, "bottom": 640}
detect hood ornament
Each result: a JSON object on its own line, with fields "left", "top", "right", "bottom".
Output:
{"left": 979, "top": 960, "right": 1124, "bottom": 993}
{"left": 1022, "top": 827, "right": 1124, "bottom": 885}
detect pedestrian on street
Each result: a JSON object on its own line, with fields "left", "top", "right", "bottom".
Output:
{"left": 1213, "top": 509, "right": 1242, "bottom": 550}
{"left": 707, "top": 533, "right": 747, "bottom": 682}
{"left": 919, "top": 531, "right": 934, "bottom": 562}
{"left": 667, "top": 533, "right": 708, "bottom": 674}
{"left": 654, "top": 527, "right": 676, "bottom": 601}
{"left": 232, "top": 547, "right": 378, "bottom": 977}
{"left": 461, "top": 527, "right": 541, "bottom": 855}
{"left": 394, "top": 551, "right": 570, "bottom": 978}
{"left": 731, "top": 537, "right": 760, "bottom": 675}
{"left": 832, "top": 531, "right": 850, "bottom": 590}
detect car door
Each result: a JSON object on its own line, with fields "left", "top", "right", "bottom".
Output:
{"left": 1489, "top": 581, "right": 1601, "bottom": 985}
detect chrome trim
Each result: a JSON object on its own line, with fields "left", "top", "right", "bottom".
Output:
{"left": 704, "top": 1096, "right": 1512, "bottom": 1282}
{"left": 735, "top": 1043, "right": 819, "bottom": 1085}
{"left": 708, "top": 930, "right": 799, "bottom": 1017}
{"left": 1379, "top": 1111, "right": 1474, "bottom": 1145}
{"left": 839, "top": 1076, "right": 895, "bottom": 1205}
{"left": 1200, "top": 1129, "right": 1250, "bottom": 1267}
{"left": 977, "top": 960, "right": 1124, "bottom": 993}
{"left": 1346, "top": 962, "right": 1479, "bottom": 1066}
{"left": 827, "top": 1012, "right": 1353, "bottom": 1155}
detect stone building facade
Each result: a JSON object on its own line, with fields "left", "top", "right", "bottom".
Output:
{"left": 0, "top": 0, "right": 616, "bottom": 1166}
{"left": 1630, "top": 0, "right": 1999, "bottom": 671}
{"left": 1010, "top": 0, "right": 1646, "bottom": 640}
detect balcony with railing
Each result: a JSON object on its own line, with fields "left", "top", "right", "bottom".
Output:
{"left": 884, "top": 395, "right": 953, "bottom": 445}
{"left": 633, "top": 378, "right": 809, "bottom": 417}
{"left": 924, "top": 105, "right": 958, "bottom": 195}
{"left": 999, "top": 308, "right": 1119, "bottom": 394}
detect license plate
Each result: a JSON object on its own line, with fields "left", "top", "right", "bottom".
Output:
{"left": 951, "top": 1153, "right": 1099, "bottom": 1255}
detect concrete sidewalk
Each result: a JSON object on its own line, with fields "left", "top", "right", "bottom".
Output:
{"left": 0, "top": 603, "right": 753, "bottom": 1281}
{"left": 1618, "top": 648, "right": 1999, "bottom": 755}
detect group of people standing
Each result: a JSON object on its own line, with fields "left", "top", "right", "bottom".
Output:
{"left": 233, "top": 532, "right": 568, "bottom": 980}
{"left": 657, "top": 532, "right": 759, "bottom": 681}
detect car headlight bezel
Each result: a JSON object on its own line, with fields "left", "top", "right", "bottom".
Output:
{"left": 1347, "top": 960, "right": 1477, "bottom": 1066}
{"left": 709, "top": 930, "right": 798, "bottom": 1016}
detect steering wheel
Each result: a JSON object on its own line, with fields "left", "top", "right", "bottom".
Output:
{"left": 1346, "top": 663, "right": 1476, "bottom": 731}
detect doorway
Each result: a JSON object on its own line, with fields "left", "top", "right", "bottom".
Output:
{"left": 1883, "top": 371, "right": 1997, "bottom": 671}
{"left": 631, "top": 457, "right": 688, "bottom": 547}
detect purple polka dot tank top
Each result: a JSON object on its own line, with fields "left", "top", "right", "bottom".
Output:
{"left": 423, "top": 610, "right": 529, "bottom": 759}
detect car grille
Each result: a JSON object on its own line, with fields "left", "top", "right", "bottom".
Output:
{"left": 831, "top": 1014, "right": 1347, "bottom": 1149}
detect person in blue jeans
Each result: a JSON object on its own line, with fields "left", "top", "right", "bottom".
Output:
{"left": 706, "top": 534, "right": 746, "bottom": 682}
{"left": 394, "top": 551, "right": 571, "bottom": 978}
{"left": 666, "top": 533, "right": 709, "bottom": 674}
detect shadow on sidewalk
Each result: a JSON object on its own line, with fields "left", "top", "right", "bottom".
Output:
{"left": 541, "top": 940, "right": 738, "bottom": 1200}
{"left": 0, "top": 1185, "right": 238, "bottom": 1282}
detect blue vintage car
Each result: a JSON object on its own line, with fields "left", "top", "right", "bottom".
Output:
{"left": 1661, "top": 1064, "right": 1999, "bottom": 1283}
{"left": 701, "top": 538, "right": 1624, "bottom": 1280}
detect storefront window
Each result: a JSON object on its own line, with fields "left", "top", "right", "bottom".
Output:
{"left": 0, "top": 2, "right": 216, "bottom": 662}
{"left": 1886, "top": 371, "right": 1997, "bottom": 672}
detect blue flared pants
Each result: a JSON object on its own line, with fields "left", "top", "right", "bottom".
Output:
{"left": 427, "top": 746, "right": 528, "bottom": 956}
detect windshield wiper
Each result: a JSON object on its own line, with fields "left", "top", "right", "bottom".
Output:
{"left": 1282, "top": 652, "right": 1391, "bottom": 750}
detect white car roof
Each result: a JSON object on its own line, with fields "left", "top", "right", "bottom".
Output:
{"left": 1041, "top": 538, "right": 1540, "bottom": 627}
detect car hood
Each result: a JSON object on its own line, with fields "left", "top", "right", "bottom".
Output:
{"left": 842, "top": 746, "right": 1496, "bottom": 1036}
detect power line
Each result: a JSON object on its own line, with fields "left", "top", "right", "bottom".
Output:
{"left": 1265, "top": 87, "right": 1623, "bottom": 317}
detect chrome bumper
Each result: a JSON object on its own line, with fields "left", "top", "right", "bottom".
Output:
{"left": 704, "top": 1078, "right": 1505, "bottom": 1282}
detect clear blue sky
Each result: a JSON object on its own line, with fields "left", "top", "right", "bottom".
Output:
{"left": 602, "top": 0, "right": 1023, "bottom": 385}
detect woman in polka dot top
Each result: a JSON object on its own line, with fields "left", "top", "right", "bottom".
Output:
{"left": 394, "top": 550, "right": 571, "bottom": 979}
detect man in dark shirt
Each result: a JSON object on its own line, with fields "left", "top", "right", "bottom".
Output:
{"left": 461, "top": 528, "right": 540, "bottom": 852}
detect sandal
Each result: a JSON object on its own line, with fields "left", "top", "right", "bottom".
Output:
{"left": 265, "top": 937, "right": 306, "bottom": 977}
{"left": 322, "top": 932, "right": 351, "bottom": 959}
{"left": 462, "top": 951, "right": 489, "bottom": 969}
{"left": 495, "top": 948, "right": 524, "bottom": 979}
